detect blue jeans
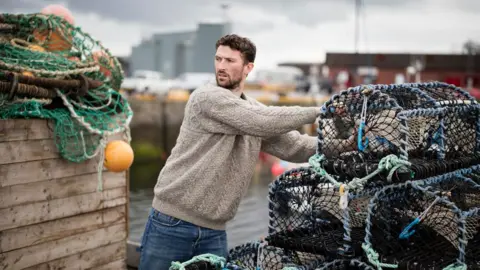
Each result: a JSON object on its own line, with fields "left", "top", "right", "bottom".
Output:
{"left": 139, "top": 208, "right": 228, "bottom": 270}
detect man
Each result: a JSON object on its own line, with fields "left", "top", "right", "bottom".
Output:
{"left": 139, "top": 34, "right": 351, "bottom": 269}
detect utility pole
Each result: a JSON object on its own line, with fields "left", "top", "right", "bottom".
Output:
{"left": 354, "top": 0, "right": 360, "bottom": 53}
{"left": 221, "top": 4, "right": 231, "bottom": 33}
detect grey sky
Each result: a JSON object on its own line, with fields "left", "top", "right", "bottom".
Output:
{"left": 3, "top": 0, "right": 435, "bottom": 27}
{"left": 2, "top": 0, "right": 480, "bottom": 67}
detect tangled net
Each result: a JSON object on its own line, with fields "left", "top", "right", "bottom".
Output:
{"left": 172, "top": 83, "right": 480, "bottom": 270}
{"left": 0, "top": 13, "right": 132, "bottom": 171}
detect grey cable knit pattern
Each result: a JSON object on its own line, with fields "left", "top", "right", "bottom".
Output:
{"left": 152, "top": 83, "right": 319, "bottom": 230}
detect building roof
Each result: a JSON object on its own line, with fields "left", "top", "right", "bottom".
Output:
{"left": 278, "top": 62, "right": 324, "bottom": 75}
{"left": 325, "top": 53, "right": 480, "bottom": 72}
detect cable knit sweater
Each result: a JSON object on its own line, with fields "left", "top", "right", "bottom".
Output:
{"left": 152, "top": 83, "right": 318, "bottom": 230}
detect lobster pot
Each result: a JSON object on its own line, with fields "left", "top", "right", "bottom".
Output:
{"left": 0, "top": 119, "right": 129, "bottom": 269}
{"left": 363, "top": 181, "right": 462, "bottom": 269}
{"left": 316, "top": 83, "right": 480, "bottom": 182}
{"left": 416, "top": 168, "right": 480, "bottom": 267}
{"left": 228, "top": 241, "right": 326, "bottom": 270}
{"left": 267, "top": 167, "right": 378, "bottom": 258}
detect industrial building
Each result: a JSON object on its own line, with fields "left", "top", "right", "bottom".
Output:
{"left": 128, "top": 22, "right": 231, "bottom": 79}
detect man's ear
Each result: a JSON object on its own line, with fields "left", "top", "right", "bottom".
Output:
{"left": 245, "top": 62, "right": 254, "bottom": 77}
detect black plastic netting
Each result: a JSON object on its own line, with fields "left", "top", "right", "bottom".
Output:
{"left": 227, "top": 241, "right": 326, "bottom": 270}
{"left": 363, "top": 181, "right": 461, "bottom": 269}
{"left": 312, "top": 82, "right": 480, "bottom": 186}
{"left": 416, "top": 170, "right": 480, "bottom": 268}
{"left": 265, "top": 167, "right": 382, "bottom": 259}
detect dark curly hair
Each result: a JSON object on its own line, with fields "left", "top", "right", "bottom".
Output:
{"left": 215, "top": 34, "right": 256, "bottom": 64}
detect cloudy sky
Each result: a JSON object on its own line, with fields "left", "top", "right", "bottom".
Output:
{"left": 2, "top": 0, "right": 480, "bottom": 69}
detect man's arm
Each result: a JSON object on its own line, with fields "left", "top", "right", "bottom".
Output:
{"left": 261, "top": 130, "right": 317, "bottom": 163}
{"left": 261, "top": 130, "right": 358, "bottom": 163}
{"left": 195, "top": 89, "right": 319, "bottom": 137}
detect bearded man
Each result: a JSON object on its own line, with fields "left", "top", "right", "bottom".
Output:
{"left": 138, "top": 34, "right": 351, "bottom": 269}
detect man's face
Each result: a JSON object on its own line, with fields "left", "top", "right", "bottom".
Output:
{"left": 214, "top": 45, "right": 252, "bottom": 90}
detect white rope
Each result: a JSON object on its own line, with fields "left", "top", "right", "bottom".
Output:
{"left": 55, "top": 88, "right": 133, "bottom": 136}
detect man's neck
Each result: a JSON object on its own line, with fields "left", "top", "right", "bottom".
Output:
{"left": 231, "top": 87, "right": 243, "bottom": 97}
{"left": 230, "top": 81, "right": 244, "bottom": 97}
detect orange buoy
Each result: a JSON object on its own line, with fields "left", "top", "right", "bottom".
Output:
{"left": 92, "top": 51, "right": 114, "bottom": 78}
{"left": 33, "top": 4, "right": 75, "bottom": 52}
{"left": 22, "top": 71, "right": 34, "bottom": 77}
{"left": 40, "top": 4, "right": 75, "bottom": 25}
{"left": 28, "top": 44, "right": 46, "bottom": 52}
{"left": 104, "top": 140, "right": 134, "bottom": 172}
{"left": 33, "top": 26, "right": 73, "bottom": 52}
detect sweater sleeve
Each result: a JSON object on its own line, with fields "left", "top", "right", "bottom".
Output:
{"left": 195, "top": 90, "right": 318, "bottom": 137}
{"left": 261, "top": 130, "right": 317, "bottom": 163}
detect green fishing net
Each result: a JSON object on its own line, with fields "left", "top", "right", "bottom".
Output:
{"left": 0, "top": 12, "right": 133, "bottom": 163}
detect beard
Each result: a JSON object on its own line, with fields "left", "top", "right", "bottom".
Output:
{"left": 216, "top": 72, "right": 242, "bottom": 90}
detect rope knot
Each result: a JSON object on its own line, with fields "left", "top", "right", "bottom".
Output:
{"left": 443, "top": 263, "right": 467, "bottom": 270}
{"left": 378, "top": 154, "right": 411, "bottom": 182}
{"left": 378, "top": 154, "right": 409, "bottom": 170}
{"left": 362, "top": 243, "right": 398, "bottom": 269}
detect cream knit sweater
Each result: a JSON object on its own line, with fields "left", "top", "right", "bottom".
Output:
{"left": 152, "top": 83, "right": 318, "bottom": 230}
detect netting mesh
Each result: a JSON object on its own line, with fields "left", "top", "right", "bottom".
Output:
{"left": 363, "top": 182, "right": 461, "bottom": 269}
{"left": 227, "top": 241, "right": 325, "bottom": 270}
{"left": 0, "top": 13, "right": 132, "bottom": 163}
{"left": 266, "top": 167, "right": 374, "bottom": 258}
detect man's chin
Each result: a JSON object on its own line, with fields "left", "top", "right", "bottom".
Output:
{"left": 216, "top": 81, "right": 232, "bottom": 89}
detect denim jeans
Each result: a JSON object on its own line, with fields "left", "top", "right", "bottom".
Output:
{"left": 139, "top": 208, "right": 228, "bottom": 270}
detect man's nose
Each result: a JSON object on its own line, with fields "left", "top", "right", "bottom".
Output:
{"left": 217, "top": 66, "right": 227, "bottom": 73}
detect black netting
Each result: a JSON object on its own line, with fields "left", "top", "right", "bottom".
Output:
{"left": 266, "top": 167, "right": 374, "bottom": 258}
{"left": 417, "top": 170, "right": 480, "bottom": 268}
{"left": 228, "top": 241, "right": 326, "bottom": 270}
{"left": 314, "top": 82, "right": 480, "bottom": 184}
{"left": 318, "top": 89, "right": 403, "bottom": 164}
{"left": 363, "top": 182, "right": 460, "bottom": 269}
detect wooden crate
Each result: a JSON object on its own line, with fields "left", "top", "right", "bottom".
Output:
{"left": 0, "top": 119, "right": 129, "bottom": 270}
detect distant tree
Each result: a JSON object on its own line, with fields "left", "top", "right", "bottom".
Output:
{"left": 463, "top": 40, "right": 480, "bottom": 55}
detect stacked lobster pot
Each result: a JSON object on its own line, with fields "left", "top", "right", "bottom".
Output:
{"left": 173, "top": 82, "right": 480, "bottom": 270}
{"left": 256, "top": 82, "right": 480, "bottom": 270}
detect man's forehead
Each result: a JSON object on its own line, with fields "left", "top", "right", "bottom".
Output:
{"left": 216, "top": 46, "right": 242, "bottom": 59}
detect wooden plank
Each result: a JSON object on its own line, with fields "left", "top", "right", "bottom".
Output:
{"left": 125, "top": 168, "right": 130, "bottom": 239}
{"left": 0, "top": 129, "right": 129, "bottom": 165}
{"left": 0, "top": 158, "right": 99, "bottom": 188}
{"left": 0, "top": 187, "right": 126, "bottom": 231}
{"left": 0, "top": 171, "right": 126, "bottom": 209}
{"left": 1, "top": 206, "right": 126, "bottom": 253}
{"left": 0, "top": 223, "right": 126, "bottom": 270}
{"left": 23, "top": 241, "right": 126, "bottom": 270}
{"left": 0, "top": 139, "right": 59, "bottom": 165}
{"left": 0, "top": 119, "right": 54, "bottom": 142}
{"left": 89, "top": 259, "right": 127, "bottom": 270}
